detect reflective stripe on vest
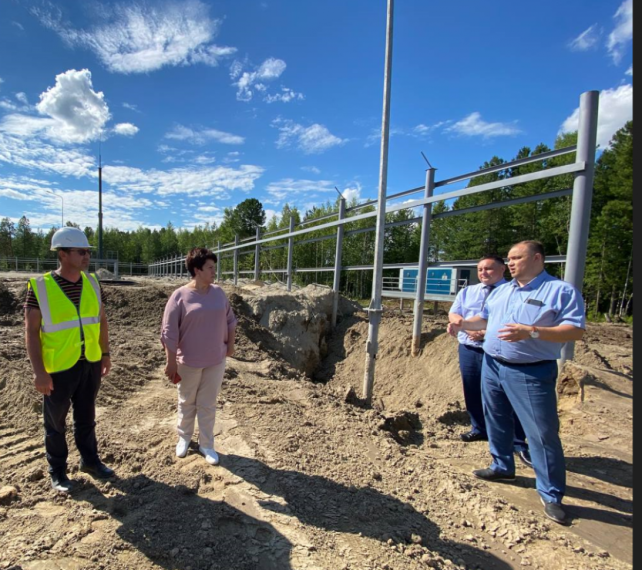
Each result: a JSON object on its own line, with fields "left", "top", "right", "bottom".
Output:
{"left": 29, "top": 272, "right": 102, "bottom": 373}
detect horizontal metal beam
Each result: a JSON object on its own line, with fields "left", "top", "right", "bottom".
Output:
{"left": 433, "top": 188, "right": 573, "bottom": 219}
{"left": 435, "top": 146, "right": 577, "bottom": 188}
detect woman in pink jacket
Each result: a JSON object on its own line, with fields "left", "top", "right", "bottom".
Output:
{"left": 161, "top": 247, "right": 237, "bottom": 465}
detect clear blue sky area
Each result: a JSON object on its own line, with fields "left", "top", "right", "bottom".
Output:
{"left": 0, "top": 0, "right": 633, "bottom": 232}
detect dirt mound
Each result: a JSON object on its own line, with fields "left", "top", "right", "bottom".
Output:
{"left": 236, "top": 283, "right": 362, "bottom": 376}
{"left": 0, "top": 282, "right": 18, "bottom": 317}
{"left": 319, "top": 313, "right": 463, "bottom": 416}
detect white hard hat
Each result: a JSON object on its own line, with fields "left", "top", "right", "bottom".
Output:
{"left": 50, "top": 227, "right": 93, "bottom": 250}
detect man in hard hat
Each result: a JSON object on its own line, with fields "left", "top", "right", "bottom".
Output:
{"left": 24, "top": 227, "right": 115, "bottom": 492}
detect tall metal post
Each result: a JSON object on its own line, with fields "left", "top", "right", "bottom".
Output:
{"left": 216, "top": 241, "right": 221, "bottom": 282}
{"left": 363, "top": 0, "right": 394, "bottom": 406}
{"left": 286, "top": 216, "right": 295, "bottom": 291}
{"left": 254, "top": 226, "right": 261, "bottom": 281}
{"left": 560, "top": 90, "right": 599, "bottom": 365}
{"left": 233, "top": 235, "right": 239, "bottom": 286}
{"left": 332, "top": 198, "right": 347, "bottom": 327}
{"left": 411, "top": 168, "right": 436, "bottom": 356}
{"left": 98, "top": 154, "right": 103, "bottom": 264}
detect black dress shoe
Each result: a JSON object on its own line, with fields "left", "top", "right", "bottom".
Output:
{"left": 51, "top": 471, "right": 75, "bottom": 493}
{"left": 461, "top": 431, "right": 488, "bottom": 443}
{"left": 80, "top": 460, "right": 115, "bottom": 479}
{"left": 473, "top": 468, "right": 515, "bottom": 482}
{"left": 541, "top": 498, "right": 568, "bottom": 524}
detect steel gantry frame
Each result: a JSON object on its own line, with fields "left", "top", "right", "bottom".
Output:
{"left": 148, "top": 89, "right": 599, "bottom": 402}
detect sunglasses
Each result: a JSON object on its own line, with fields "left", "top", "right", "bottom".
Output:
{"left": 68, "top": 248, "right": 91, "bottom": 256}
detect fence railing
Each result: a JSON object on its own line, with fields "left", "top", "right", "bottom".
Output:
{"left": 0, "top": 257, "right": 149, "bottom": 277}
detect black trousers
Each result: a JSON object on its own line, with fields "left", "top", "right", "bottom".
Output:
{"left": 43, "top": 359, "right": 102, "bottom": 474}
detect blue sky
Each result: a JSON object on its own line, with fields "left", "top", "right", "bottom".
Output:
{"left": 0, "top": 0, "right": 633, "bottom": 233}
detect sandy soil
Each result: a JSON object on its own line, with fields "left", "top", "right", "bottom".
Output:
{"left": 0, "top": 275, "right": 632, "bottom": 570}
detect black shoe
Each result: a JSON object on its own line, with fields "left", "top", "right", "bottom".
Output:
{"left": 51, "top": 471, "right": 75, "bottom": 493}
{"left": 541, "top": 498, "right": 568, "bottom": 524}
{"left": 461, "top": 431, "right": 487, "bottom": 443}
{"left": 80, "top": 460, "right": 115, "bottom": 479}
{"left": 516, "top": 449, "right": 533, "bottom": 468}
{"left": 473, "top": 468, "right": 515, "bottom": 482}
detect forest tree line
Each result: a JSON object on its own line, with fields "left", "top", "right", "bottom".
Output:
{"left": 0, "top": 122, "right": 632, "bottom": 320}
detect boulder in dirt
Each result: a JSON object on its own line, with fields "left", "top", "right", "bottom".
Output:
{"left": 0, "top": 486, "right": 18, "bottom": 506}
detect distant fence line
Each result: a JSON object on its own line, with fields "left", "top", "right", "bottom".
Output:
{"left": 0, "top": 257, "right": 149, "bottom": 277}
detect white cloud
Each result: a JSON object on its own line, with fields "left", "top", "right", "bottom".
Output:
{"left": 341, "top": 183, "right": 362, "bottom": 204}
{"left": 0, "top": 175, "right": 157, "bottom": 231}
{"left": 273, "top": 119, "right": 347, "bottom": 154}
{"left": 264, "top": 87, "right": 304, "bottom": 104}
{"left": 122, "top": 102, "right": 140, "bottom": 112}
{"left": 568, "top": 24, "right": 602, "bottom": 52}
{"left": 559, "top": 84, "right": 633, "bottom": 149}
{"left": 301, "top": 166, "right": 321, "bottom": 174}
{"left": 607, "top": 0, "right": 633, "bottom": 64}
{"left": 15, "top": 92, "right": 29, "bottom": 105}
{"left": 265, "top": 178, "right": 336, "bottom": 201}
{"left": 445, "top": 112, "right": 521, "bottom": 138}
{"left": 103, "top": 164, "right": 264, "bottom": 197}
{"left": 33, "top": 69, "right": 110, "bottom": 143}
{"left": 12, "top": 21, "right": 25, "bottom": 31}
{"left": 165, "top": 124, "right": 245, "bottom": 145}
{"left": 625, "top": 66, "right": 633, "bottom": 76}
{"left": 113, "top": 122, "right": 139, "bottom": 136}
{"left": 0, "top": 131, "right": 96, "bottom": 177}
{"left": 35, "top": 0, "right": 236, "bottom": 74}
{"left": 231, "top": 57, "right": 289, "bottom": 101}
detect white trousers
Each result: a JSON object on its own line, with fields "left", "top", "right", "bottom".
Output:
{"left": 176, "top": 360, "right": 225, "bottom": 449}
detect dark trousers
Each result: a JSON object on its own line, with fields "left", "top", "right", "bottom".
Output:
{"left": 43, "top": 359, "right": 102, "bottom": 474}
{"left": 458, "top": 344, "right": 528, "bottom": 452}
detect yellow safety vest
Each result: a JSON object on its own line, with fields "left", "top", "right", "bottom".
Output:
{"left": 29, "top": 272, "right": 102, "bottom": 373}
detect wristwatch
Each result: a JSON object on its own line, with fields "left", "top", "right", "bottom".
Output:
{"left": 529, "top": 326, "right": 540, "bottom": 339}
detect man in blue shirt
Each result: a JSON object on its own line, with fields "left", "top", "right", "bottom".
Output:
{"left": 449, "top": 256, "right": 531, "bottom": 468}
{"left": 448, "top": 241, "right": 585, "bottom": 525}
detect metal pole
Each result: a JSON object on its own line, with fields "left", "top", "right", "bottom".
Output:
{"left": 98, "top": 157, "right": 103, "bottom": 264}
{"left": 233, "top": 235, "right": 239, "bottom": 286}
{"left": 363, "top": 0, "right": 394, "bottom": 406}
{"left": 216, "top": 241, "right": 221, "bottom": 282}
{"left": 254, "top": 226, "right": 261, "bottom": 281}
{"left": 287, "top": 216, "right": 295, "bottom": 291}
{"left": 560, "top": 90, "right": 599, "bottom": 365}
{"left": 411, "top": 168, "right": 436, "bottom": 356}
{"left": 332, "top": 198, "right": 347, "bottom": 327}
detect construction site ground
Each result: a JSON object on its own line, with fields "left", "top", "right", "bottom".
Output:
{"left": 0, "top": 275, "right": 633, "bottom": 570}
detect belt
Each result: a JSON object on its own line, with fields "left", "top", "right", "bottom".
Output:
{"left": 492, "top": 356, "right": 555, "bottom": 367}
{"left": 461, "top": 344, "right": 485, "bottom": 353}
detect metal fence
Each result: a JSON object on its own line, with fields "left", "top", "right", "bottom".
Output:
{"left": 0, "top": 257, "right": 149, "bottom": 277}
{"left": 150, "top": 91, "right": 598, "bottom": 351}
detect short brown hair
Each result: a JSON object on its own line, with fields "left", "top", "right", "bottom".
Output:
{"left": 516, "top": 240, "right": 545, "bottom": 260}
{"left": 185, "top": 247, "right": 218, "bottom": 277}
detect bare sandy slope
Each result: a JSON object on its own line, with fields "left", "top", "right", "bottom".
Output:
{"left": 0, "top": 277, "right": 632, "bottom": 570}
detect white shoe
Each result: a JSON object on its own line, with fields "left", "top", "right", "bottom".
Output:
{"left": 199, "top": 446, "right": 219, "bottom": 465}
{"left": 176, "top": 437, "right": 190, "bottom": 458}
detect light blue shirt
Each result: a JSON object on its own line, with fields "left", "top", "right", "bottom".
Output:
{"left": 480, "top": 271, "right": 586, "bottom": 363}
{"left": 450, "top": 279, "right": 507, "bottom": 347}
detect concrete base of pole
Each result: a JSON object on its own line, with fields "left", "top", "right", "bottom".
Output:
{"left": 411, "top": 336, "right": 420, "bottom": 357}
{"left": 363, "top": 352, "right": 375, "bottom": 407}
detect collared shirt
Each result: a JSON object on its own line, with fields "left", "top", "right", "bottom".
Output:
{"left": 450, "top": 278, "right": 508, "bottom": 347}
{"left": 480, "top": 270, "right": 585, "bottom": 363}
